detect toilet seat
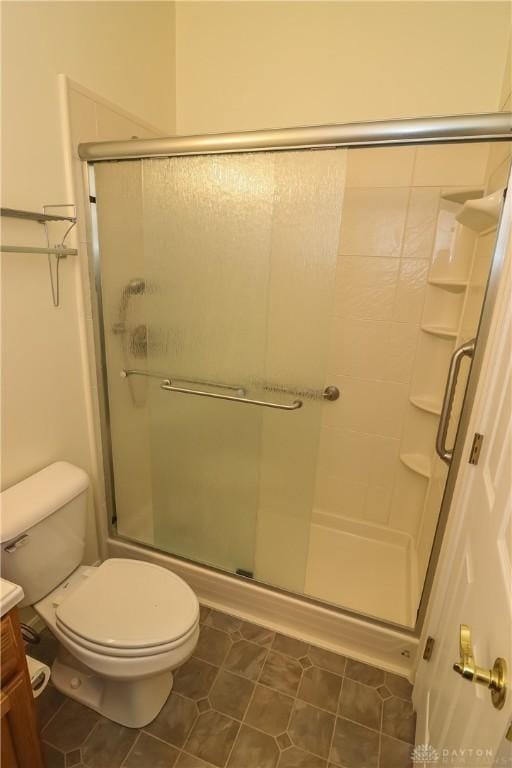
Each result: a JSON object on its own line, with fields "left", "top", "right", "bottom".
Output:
{"left": 56, "top": 616, "right": 198, "bottom": 658}
{"left": 55, "top": 558, "right": 199, "bottom": 657}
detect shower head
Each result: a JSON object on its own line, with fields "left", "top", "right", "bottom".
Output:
{"left": 116, "top": 277, "right": 147, "bottom": 330}
{"left": 125, "top": 278, "right": 146, "bottom": 295}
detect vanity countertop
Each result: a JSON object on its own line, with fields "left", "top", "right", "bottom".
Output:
{"left": 0, "top": 577, "right": 24, "bottom": 617}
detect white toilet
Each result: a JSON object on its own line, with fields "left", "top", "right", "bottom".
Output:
{"left": 0, "top": 461, "right": 200, "bottom": 728}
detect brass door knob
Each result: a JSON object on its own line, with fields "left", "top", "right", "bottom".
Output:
{"left": 453, "top": 624, "right": 507, "bottom": 710}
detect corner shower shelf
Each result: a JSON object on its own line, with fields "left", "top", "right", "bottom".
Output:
{"left": 427, "top": 278, "right": 468, "bottom": 292}
{"left": 455, "top": 189, "right": 503, "bottom": 233}
{"left": 400, "top": 452, "right": 432, "bottom": 479}
{"left": 441, "top": 187, "right": 484, "bottom": 204}
{"left": 409, "top": 395, "right": 442, "bottom": 416}
{"left": 420, "top": 324, "right": 458, "bottom": 340}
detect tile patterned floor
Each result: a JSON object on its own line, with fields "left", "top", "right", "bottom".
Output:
{"left": 32, "top": 607, "right": 415, "bottom": 768}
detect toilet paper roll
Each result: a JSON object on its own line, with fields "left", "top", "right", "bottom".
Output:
{"left": 26, "top": 655, "right": 51, "bottom": 698}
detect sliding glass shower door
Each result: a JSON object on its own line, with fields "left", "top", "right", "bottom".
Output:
{"left": 95, "top": 150, "right": 346, "bottom": 592}
{"left": 93, "top": 137, "right": 510, "bottom": 627}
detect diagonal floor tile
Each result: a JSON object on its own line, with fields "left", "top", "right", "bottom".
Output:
{"left": 338, "top": 678, "right": 382, "bottom": 730}
{"left": 65, "top": 749, "right": 82, "bottom": 767}
{"left": 195, "top": 626, "right": 232, "bottom": 666}
{"left": 81, "top": 718, "right": 137, "bottom": 768}
{"left": 185, "top": 710, "right": 240, "bottom": 767}
{"left": 174, "top": 657, "right": 219, "bottom": 700}
{"left": 330, "top": 717, "right": 379, "bottom": 768}
{"left": 297, "top": 666, "right": 342, "bottom": 713}
{"left": 42, "top": 742, "right": 65, "bottom": 768}
{"left": 34, "top": 608, "right": 412, "bottom": 768}
{"left": 42, "top": 699, "right": 100, "bottom": 752}
{"left": 382, "top": 696, "right": 416, "bottom": 744}
{"left": 379, "top": 734, "right": 413, "bottom": 768}
{"left": 145, "top": 692, "right": 198, "bottom": 747}
{"left": 239, "top": 622, "right": 275, "bottom": 648}
{"left": 209, "top": 670, "right": 254, "bottom": 719}
{"left": 227, "top": 724, "right": 279, "bottom": 768}
{"left": 176, "top": 752, "right": 216, "bottom": 768}
{"left": 383, "top": 672, "right": 413, "bottom": 700}
{"left": 206, "top": 611, "right": 242, "bottom": 634}
{"left": 244, "top": 684, "right": 294, "bottom": 736}
{"left": 223, "top": 640, "right": 267, "bottom": 681}
{"left": 287, "top": 701, "right": 335, "bottom": 758}
{"left": 37, "top": 684, "right": 66, "bottom": 729}
{"left": 278, "top": 746, "right": 327, "bottom": 768}
{"left": 123, "top": 732, "right": 179, "bottom": 767}
{"left": 344, "top": 659, "right": 385, "bottom": 688}
{"left": 260, "top": 652, "right": 302, "bottom": 697}
{"left": 307, "top": 647, "right": 346, "bottom": 676}
{"left": 272, "top": 635, "right": 309, "bottom": 660}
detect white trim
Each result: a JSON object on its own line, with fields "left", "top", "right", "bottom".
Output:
{"left": 65, "top": 77, "right": 165, "bottom": 136}
{"left": 108, "top": 537, "right": 418, "bottom": 681}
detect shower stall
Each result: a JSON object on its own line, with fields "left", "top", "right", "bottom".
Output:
{"left": 80, "top": 113, "right": 511, "bottom": 634}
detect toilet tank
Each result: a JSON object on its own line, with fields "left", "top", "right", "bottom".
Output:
{"left": 0, "top": 462, "right": 89, "bottom": 606}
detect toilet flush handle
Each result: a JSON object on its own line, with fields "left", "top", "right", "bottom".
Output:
{"left": 4, "top": 534, "right": 29, "bottom": 553}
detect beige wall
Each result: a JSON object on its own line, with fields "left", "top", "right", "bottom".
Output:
{"left": 175, "top": 1, "right": 511, "bottom": 135}
{"left": 1, "top": 1, "right": 176, "bottom": 561}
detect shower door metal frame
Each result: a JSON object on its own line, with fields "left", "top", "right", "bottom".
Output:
{"left": 80, "top": 111, "right": 512, "bottom": 638}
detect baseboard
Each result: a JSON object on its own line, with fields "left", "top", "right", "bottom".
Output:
{"left": 108, "top": 537, "right": 419, "bottom": 681}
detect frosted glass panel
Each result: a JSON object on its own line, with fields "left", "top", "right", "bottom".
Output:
{"left": 93, "top": 140, "right": 509, "bottom": 627}
{"left": 95, "top": 149, "right": 346, "bottom": 590}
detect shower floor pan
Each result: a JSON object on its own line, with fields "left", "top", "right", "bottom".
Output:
{"left": 304, "top": 512, "right": 417, "bottom": 627}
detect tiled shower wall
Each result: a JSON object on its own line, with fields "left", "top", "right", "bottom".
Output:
{"left": 314, "top": 142, "right": 491, "bottom": 540}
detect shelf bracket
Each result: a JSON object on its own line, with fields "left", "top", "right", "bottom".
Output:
{"left": 42, "top": 204, "right": 77, "bottom": 307}
{"left": 1, "top": 204, "right": 77, "bottom": 307}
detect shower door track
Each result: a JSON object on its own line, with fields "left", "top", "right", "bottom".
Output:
{"left": 79, "top": 112, "right": 511, "bottom": 161}
{"left": 81, "top": 112, "right": 512, "bottom": 642}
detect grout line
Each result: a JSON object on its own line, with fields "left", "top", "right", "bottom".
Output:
{"left": 40, "top": 698, "right": 66, "bottom": 739}
{"left": 39, "top": 614, "right": 413, "bottom": 765}
{"left": 327, "top": 673, "right": 343, "bottom": 765}
{"left": 120, "top": 730, "right": 141, "bottom": 767}
{"left": 184, "top": 629, "right": 271, "bottom": 767}
{"left": 378, "top": 677, "right": 385, "bottom": 768}
{"left": 42, "top": 704, "right": 98, "bottom": 754}
{"left": 140, "top": 728, "right": 183, "bottom": 749}
{"left": 79, "top": 718, "right": 102, "bottom": 759}
{"left": 336, "top": 712, "right": 382, "bottom": 738}
{"left": 225, "top": 640, "right": 272, "bottom": 765}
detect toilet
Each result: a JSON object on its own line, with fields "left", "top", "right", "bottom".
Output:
{"left": 0, "top": 461, "right": 200, "bottom": 728}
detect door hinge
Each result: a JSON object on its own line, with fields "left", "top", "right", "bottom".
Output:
{"left": 423, "top": 636, "right": 435, "bottom": 661}
{"left": 469, "top": 433, "right": 484, "bottom": 465}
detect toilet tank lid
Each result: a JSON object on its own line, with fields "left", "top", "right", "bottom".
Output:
{"left": 0, "top": 462, "right": 89, "bottom": 544}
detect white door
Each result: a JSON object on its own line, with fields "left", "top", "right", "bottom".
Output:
{"left": 413, "top": 186, "right": 512, "bottom": 765}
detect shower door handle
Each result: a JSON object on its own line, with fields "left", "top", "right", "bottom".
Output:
{"left": 436, "top": 338, "right": 476, "bottom": 464}
{"left": 160, "top": 380, "right": 303, "bottom": 411}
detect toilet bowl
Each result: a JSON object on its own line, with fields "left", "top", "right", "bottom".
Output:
{"left": 0, "top": 462, "right": 200, "bottom": 728}
{"left": 35, "top": 558, "right": 200, "bottom": 727}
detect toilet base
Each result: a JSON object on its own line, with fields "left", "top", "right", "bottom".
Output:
{"left": 51, "top": 649, "right": 174, "bottom": 728}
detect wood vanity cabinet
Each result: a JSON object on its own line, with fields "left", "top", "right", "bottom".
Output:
{"left": 1, "top": 608, "right": 44, "bottom": 768}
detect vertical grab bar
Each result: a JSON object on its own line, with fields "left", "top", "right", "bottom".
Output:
{"left": 436, "top": 338, "right": 476, "bottom": 464}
